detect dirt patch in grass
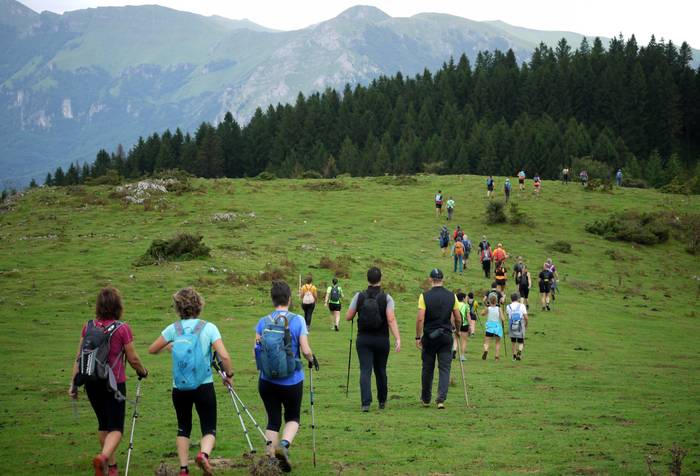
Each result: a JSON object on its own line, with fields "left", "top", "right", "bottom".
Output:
{"left": 319, "top": 255, "right": 354, "bottom": 278}
{"left": 135, "top": 233, "right": 211, "bottom": 266}
{"left": 383, "top": 281, "right": 407, "bottom": 295}
{"left": 303, "top": 180, "right": 349, "bottom": 191}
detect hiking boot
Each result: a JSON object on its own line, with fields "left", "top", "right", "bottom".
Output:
{"left": 452, "top": 350, "right": 457, "bottom": 360}
{"left": 517, "top": 351, "right": 522, "bottom": 361}
{"left": 108, "top": 465, "right": 118, "bottom": 476}
{"left": 93, "top": 454, "right": 109, "bottom": 476}
{"left": 421, "top": 400, "right": 430, "bottom": 408}
{"left": 512, "top": 354, "right": 517, "bottom": 361}
{"left": 546, "top": 305, "right": 551, "bottom": 311}
{"left": 378, "top": 401, "right": 386, "bottom": 410}
{"left": 437, "top": 402, "right": 445, "bottom": 409}
{"left": 481, "top": 351, "right": 488, "bottom": 360}
{"left": 196, "top": 452, "right": 214, "bottom": 476}
{"left": 334, "top": 325, "right": 339, "bottom": 332}
{"left": 361, "top": 405, "right": 370, "bottom": 412}
{"left": 275, "top": 446, "right": 292, "bottom": 473}
{"left": 460, "top": 355, "right": 466, "bottom": 362}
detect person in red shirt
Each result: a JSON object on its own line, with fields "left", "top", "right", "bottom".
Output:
{"left": 69, "top": 287, "right": 148, "bottom": 476}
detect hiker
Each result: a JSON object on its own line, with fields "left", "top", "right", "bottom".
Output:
{"left": 299, "top": 276, "right": 317, "bottom": 329}
{"left": 481, "top": 292, "right": 505, "bottom": 361}
{"left": 453, "top": 225, "right": 464, "bottom": 241}
{"left": 452, "top": 236, "right": 465, "bottom": 274}
{"left": 69, "top": 287, "right": 148, "bottom": 476}
{"left": 254, "top": 280, "right": 316, "bottom": 472}
{"left": 518, "top": 170, "right": 526, "bottom": 191}
{"left": 483, "top": 282, "right": 504, "bottom": 307}
{"left": 435, "top": 190, "right": 443, "bottom": 217}
{"left": 148, "top": 287, "right": 233, "bottom": 476}
{"left": 446, "top": 196, "right": 455, "bottom": 220}
{"left": 494, "top": 262, "right": 508, "bottom": 293}
{"left": 504, "top": 178, "right": 512, "bottom": 202}
{"left": 479, "top": 237, "right": 492, "bottom": 279}
{"left": 454, "top": 292, "right": 475, "bottom": 361}
{"left": 518, "top": 264, "right": 532, "bottom": 310}
{"left": 324, "top": 277, "right": 344, "bottom": 331}
{"left": 562, "top": 167, "right": 570, "bottom": 184}
{"left": 492, "top": 242, "right": 508, "bottom": 267}
{"left": 345, "top": 267, "right": 401, "bottom": 412}
{"left": 506, "top": 292, "right": 528, "bottom": 361}
{"left": 512, "top": 256, "right": 524, "bottom": 283}
{"left": 467, "top": 292, "right": 479, "bottom": 332}
{"left": 486, "top": 176, "right": 494, "bottom": 198}
{"left": 462, "top": 234, "right": 472, "bottom": 270}
{"left": 546, "top": 258, "right": 560, "bottom": 301}
{"left": 616, "top": 168, "right": 623, "bottom": 186}
{"left": 439, "top": 225, "right": 450, "bottom": 257}
{"left": 539, "top": 263, "right": 554, "bottom": 311}
{"left": 579, "top": 170, "right": 589, "bottom": 186}
{"left": 416, "top": 269, "right": 461, "bottom": 409}
{"left": 533, "top": 173, "right": 541, "bottom": 196}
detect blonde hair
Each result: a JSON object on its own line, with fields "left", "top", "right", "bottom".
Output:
{"left": 173, "top": 287, "right": 204, "bottom": 318}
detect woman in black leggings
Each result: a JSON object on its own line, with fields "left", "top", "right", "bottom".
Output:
{"left": 149, "top": 287, "right": 234, "bottom": 476}
{"left": 255, "top": 281, "right": 316, "bottom": 472}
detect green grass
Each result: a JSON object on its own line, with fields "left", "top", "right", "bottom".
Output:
{"left": 1, "top": 175, "right": 699, "bottom": 475}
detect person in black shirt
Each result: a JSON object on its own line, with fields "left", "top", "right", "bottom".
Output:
{"left": 346, "top": 267, "right": 401, "bottom": 412}
{"left": 538, "top": 263, "right": 554, "bottom": 311}
{"left": 415, "top": 269, "right": 461, "bottom": 409}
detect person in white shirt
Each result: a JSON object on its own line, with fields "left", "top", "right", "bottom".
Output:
{"left": 506, "top": 292, "right": 529, "bottom": 361}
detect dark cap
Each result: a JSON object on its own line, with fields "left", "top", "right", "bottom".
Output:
{"left": 429, "top": 268, "right": 444, "bottom": 280}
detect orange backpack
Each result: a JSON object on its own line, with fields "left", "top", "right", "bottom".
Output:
{"left": 454, "top": 241, "right": 465, "bottom": 256}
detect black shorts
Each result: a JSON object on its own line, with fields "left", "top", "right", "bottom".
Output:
{"left": 510, "top": 337, "right": 524, "bottom": 343}
{"left": 435, "top": 203, "right": 442, "bottom": 209}
{"left": 519, "top": 286, "right": 529, "bottom": 299}
{"left": 85, "top": 380, "right": 127, "bottom": 433}
{"left": 485, "top": 332, "right": 501, "bottom": 338}
{"left": 539, "top": 283, "right": 550, "bottom": 293}
{"left": 172, "top": 382, "right": 217, "bottom": 438}
{"left": 487, "top": 185, "right": 494, "bottom": 191}
{"left": 259, "top": 379, "right": 303, "bottom": 432}
{"left": 519, "top": 178, "right": 525, "bottom": 184}
{"left": 459, "top": 324, "right": 470, "bottom": 333}
{"left": 328, "top": 303, "right": 341, "bottom": 312}
{"left": 496, "top": 279, "right": 506, "bottom": 287}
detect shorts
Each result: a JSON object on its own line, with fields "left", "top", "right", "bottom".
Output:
{"left": 487, "top": 185, "right": 494, "bottom": 191}
{"left": 328, "top": 302, "right": 341, "bottom": 312}
{"left": 436, "top": 203, "right": 442, "bottom": 209}
{"left": 259, "top": 379, "right": 303, "bottom": 432}
{"left": 459, "top": 324, "right": 470, "bottom": 333}
{"left": 539, "top": 283, "right": 550, "bottom": 293}
{"left": 519, "top": 178, "right": 525, "bottom": 184}
{"left": 496, "top": 279, "right": 506, "bottom": 287}
{"left": 535, "top": 182, "right": 541, "bottom": 188}
{"left": 519, "top": 286, "right": 529, "bottom": 299}
{"left": 485, "top": 332, "right": 500, "bottom": 338}
{"left": 85, "top": 380, "right": 127, "bottom": 433}
{"left": 510, "top": 337, "right": 524, "bottom": 343}
{"left": 172, "top": 382, "right": 217, "bottom": 438}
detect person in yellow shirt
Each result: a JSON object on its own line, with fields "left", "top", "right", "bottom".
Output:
{"left": 299, "top": 276, "right": 318, "bottom": 329}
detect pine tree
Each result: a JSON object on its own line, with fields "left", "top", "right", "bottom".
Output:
{"left": 29, "top": 178, "right": 37, "bottom": 188}
{"left": 44, "top": 173, "right": 53, "bottom": 186}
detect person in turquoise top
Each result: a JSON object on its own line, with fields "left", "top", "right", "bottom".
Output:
{"left": 481, "top": 292, "right": 505, "bottom": 361}
{"left": 149, "top": 287, "right": 234, "bottom": 476}
{"left": 324, "top": 277, "right": 344, "bottom": 331}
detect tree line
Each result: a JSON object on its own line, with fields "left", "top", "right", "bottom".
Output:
{"left": 45, "top": 35, "right": 700, "bottom": 188}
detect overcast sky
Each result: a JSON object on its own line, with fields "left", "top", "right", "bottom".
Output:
{"left": 21, "top": 0, "right": 700, "bottom": 48}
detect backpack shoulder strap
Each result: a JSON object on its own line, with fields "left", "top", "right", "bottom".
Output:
{"left": 174, "top": 320, "right": 184, "bottom": 336}
{"left": 192, "top": 319, "right": 207, "bottom": 335}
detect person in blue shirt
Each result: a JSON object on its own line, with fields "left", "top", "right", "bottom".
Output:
{"left": 255, "top": 280, "right": 316, "bottom": 472}
{"left": 616, "top": 168, "right": 623, "bottom": 186}
{"left": 148, "top": 287, "right": 234, "bottom": 476}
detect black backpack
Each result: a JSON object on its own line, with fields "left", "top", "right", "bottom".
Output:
{"left": 75, "top": 320, "right": 125, "bottom": 401}
{"left": 357, "top": 290, "right": 385, "bottom": 332}
{"left": 329, "top": 285, "right": 341, "bottom": 302}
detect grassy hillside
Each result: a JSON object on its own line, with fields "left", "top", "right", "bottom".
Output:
{"left": 0, "top": 174, "right": 698, "bottom": 475}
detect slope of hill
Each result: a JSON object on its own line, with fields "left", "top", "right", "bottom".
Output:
{"left": 0, "top": 174, "right": 698, "bottom": 474}
{"left": 6, "top": 1, "right": 698, "bottom": 186}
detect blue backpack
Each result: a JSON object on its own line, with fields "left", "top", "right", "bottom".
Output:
{"left": 256, "top": 312, "right": 301, "bottom": 380}
{"left": 172, "top": 320, "right": 211, "bottom": 390}
{"left": 508, "top": 305, "right": 524, "bottom": 334}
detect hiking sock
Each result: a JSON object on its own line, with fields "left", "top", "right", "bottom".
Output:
{"left": 280, "top": 440, "right": 290, "bottom": 449}
{"left": 180, "top": 466, "right": 189, "bottom": 474}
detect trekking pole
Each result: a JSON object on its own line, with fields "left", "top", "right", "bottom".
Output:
{"left": 212, "top": 355, "right": 255, "bottom": 453}
{"left": 124, "top": 377, "right": 143, "bottom": 476}
{"left": 309, "top": 366, "right": 317, "bottom": 467}
{"left": 345, "top": 318, "right": 354, "bottom": 398}
{"left": 231, "top": 389, "right": 269, "bottom": 444}
{"left": 454, "top": 332, "right": 469, "bottom": 407}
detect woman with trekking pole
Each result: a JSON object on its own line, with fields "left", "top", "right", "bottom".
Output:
{"left": 69, "top": 286, "right": 148, "bottom": 476}
{"left": 148, "top": 287, "right": 234, "bottom": 476}
{"left": 255, "top": 280, "right": 317, "bottom": 473}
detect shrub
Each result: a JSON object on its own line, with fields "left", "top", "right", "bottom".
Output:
{"left": 659, "top": 179, "right": 690, "bottom": 195}
{"left": 586, "top": 212, "right": 670, "bottom": 245}
{"left": 301, "top": 170, "right": 323, "bottom": 179}
{"left": 508, "top": 202, "right": 532, "bottom": 225}
{"left": 584, "top": 178, "right": 614, "bottom": 192}
{"left": 303, "top": 180, "right": 348, "bottom": 191}
{"left": 485, "top": 201, "right": 507, "bottom": 224}
{"left": 256, "top": 171, "right": 277, "bottom": 181}
{"left": 374, "top": 175, "right": 418, "bottom": 186}
{"left": 85, "top": 169, "right": 123, "bottom": 186}
{"left": 135, "top": 233, "right": 210, "bottom": 266}
{"left": 572, "top": 156, "right": 612, "bottom": 180}
{"left": 621, "top": 177, "right": 648, "bottom": 189}
{"left": 549, "top": 241, "right": 572, "bottom": 254}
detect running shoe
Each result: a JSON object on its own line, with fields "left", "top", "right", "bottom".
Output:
{"left": 108, "top": 465, "right": 118, "bottom": 476}
{"left": 421, "top": 400, "right": 430, "bottom": 407}
{"left": 275, "top": 446, "right": 292, "bottom": 473}
{"left": 437, "top": 402, "right": 445, "bottom": 409}
{"left": 196, "top": 452, "right": 213, "bottom": 476}
{"left": 482, "top": 351, "right": 488, "bottom": 360}
{"left": 92, "top": 454, "right": 108, "bottom": 476}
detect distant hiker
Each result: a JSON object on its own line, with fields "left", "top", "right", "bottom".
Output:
{"left": 148, "top": 287, "right": 233, "bottom": 476}
{"left": 483, "top": 282, "right": 504, "bottom": 307}
{"left": 446, "top": 197, "right": 455, "bottom": 220}
{"left": 486, "top": 176, "right": 495, "bottom": 198}
{"left": 506, "top": 292, "right": 528, "bottom": 361}
{"left": 512, "top": 256, "right": 524, "bottom": 283}
{"left": 580, "top": 170, "right": 589, "bottom": 186}
{"left": 416, "top": 269, "right": 461, "bottom": 409}
{"left": 479, "top": 237, "right": 493, "bottom": 279}
{"left": 494, "top": 263, "right": 508, "bottom": 293}
{"left": 533, "top": 173, "right": 541, "bottom": 196}
{"left": 453, "top": 225, "right": 464, "bottom": 241}
{"left": 70, "top": 287, "right": 148, "bottom": 476}
{"left": 253, "top": 280, "right": 316, "bottom": 472}
{"left": 435, "top": 190, "right": 443, "bottom": 217}
{"left": 539, "top": 263, "right": 554, "bottom": 311}
{"left": 462, "top": 234, "right": 472, "bottom": 269}
{"left": 452, "top": 237, "right": 465, "bottom": 274}
{"left": 346, "top": 267, "right": 401, "bottom": 412}
{"left": 562, "top": 167, "right": 570, "bottom": 184}
{"left": 454, "top": 292, "right": 474, "bottom": 361}
{"left": 518, "top": 264, "right": 532, "bottom": 310}
{"left": 439, "top": 225, "right": 450, "bottom": 257}
{"left": 546, "top": 258, "right": 560, "bottom": 301}
{"left": 518, "top": 170, "right": 526, "bottom": 191}
{"left": 478, "top": 236, "right": 491, "bottom": 254}
{"left": 492, "top": 243, "right": 508, "bottom": 267}
{"left": 466, "top": 292, "right": 479, "bottom": 333}
{"left": 504, "top": 178, "right": 512, "bottom": 202}
{"left": 299, "top": 276, "right": 318, "bottom": 329}
{"left": 325, "top": 278, "right": 344, "bottom": 331}
{"left": 616, "top": 169, "right": 623, "bottom": 186}
{"left": 481, "top": 293, "right": 505, "bottom": 361}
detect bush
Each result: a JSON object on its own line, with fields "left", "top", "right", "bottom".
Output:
{"left": 374, "top": 175, "right": 418, "bottom": 186}
{"left": 508, "top": 202, "right": 532, "bottom": 225}
{"left": 85, "top": 169, "right": 123, "bottom": 186}
{"left": 135, "top": 233, "right": 210, "bottom": 266}
{"left": 255, "top": 171, "right": 277, "bottom": 181}
{"left": 318, "top": 255, "right": 354, "bottom": 278}
{"left": 549, "top": 241, "right": 572, "bottom": 254}
{"left": 485, "top": 201, "right": 507, "bottom": 224}
{"left": 584, "top": 178, "right": 614, "bottom": 192}
{"left": 301, "top": 170, "right": 323, "bottom": 179}
{"left": 586, "top": 212, "right": 670, "bottom": 245}
{"left": 572, "top": 156, "right": 612, "bottom": 180}
{"left": 621, "top": 177, "right": 648, "bottom": 189}
{"left": 659, "top": 179, "right": 691, "bottom": 195}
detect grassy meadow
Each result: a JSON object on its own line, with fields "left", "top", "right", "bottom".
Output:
{"left": 0, "top": 174, "right": 698, "bottom": 475}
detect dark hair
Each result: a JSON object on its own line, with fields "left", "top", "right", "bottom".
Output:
{"left": 271, "top": 280, "right": 291, "bottom": 307}
{"left": 367, "top": 267, "right": 382, "bottom": 284}
{"left": 456, "top": 292, "right": 467, "bottom": 301}
{"left": 468, "top": 292, "right": 474, "bottom": 299}
{"left": 305, "top": 275, "right": 313, "bottom": 284}
{"left": 173, "top": 287, "right": 204, "bottom": 319}
{"left": 332, "top": 277, "right": 338, "bottom": 285}
{"left": 96, "top": 287, "right": 123, "bottom": 320}
{"left": 511, "top": 292, "right": 520, "bottom": 302}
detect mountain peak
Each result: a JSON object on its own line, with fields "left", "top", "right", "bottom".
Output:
{"left": 336, "top": 5, "right": 389, "bottom": 22}
{"left": 0, "top": 0, "right": 38, "bottom": 30}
